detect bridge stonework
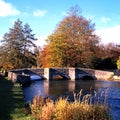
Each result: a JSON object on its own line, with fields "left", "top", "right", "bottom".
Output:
{"left": 8, "top": 68, "right": 114, "bottom": 83}
{"left": 29, "top": 68, "right": 114, "bottom": 81}
{"left": 43, "top": 68, "right": 96, "bottom": 81}
{"left": 44, "top": 68, "right": 69, "bottom": 81}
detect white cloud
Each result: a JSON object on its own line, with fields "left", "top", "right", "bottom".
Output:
{"left": 0, "top": 0, "right": 20, "bottom": 17}
{"left": 96, "top": 26, "right": 120, "bottom": 44}
{"left": 100, "top": 16, "right": 111, "bottom": 23}
{"left": 34, "top": 34, "right": 47, "bottom": 47}
{"left": 33, "top": 10, "right": 47, "bottom": 17}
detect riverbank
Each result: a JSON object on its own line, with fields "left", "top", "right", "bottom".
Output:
{"left": 0, "top": 74, "right": 113, "bottom": 120}
{"left": 0, "top": 75, "right": 33, "bottom": 120}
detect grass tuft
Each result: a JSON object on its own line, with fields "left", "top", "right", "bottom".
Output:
{"left": 30, "top": 89, "right": 110, "bottom": 120}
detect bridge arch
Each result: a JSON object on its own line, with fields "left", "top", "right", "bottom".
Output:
{"left": 44, "top": 68, "right": 70, "bottom": 80}
{"left": 78, "top": 74, "right": 96, "bottom": 80}
{"left": 44, "top": 68, "right": 95, "bottom": 81}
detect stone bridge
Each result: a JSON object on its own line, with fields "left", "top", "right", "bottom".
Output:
{"left": 43, "top": 68, "right": 96, "bottom": 81}
{"left": 8, "top": 67, "right": 114, "bottom": 84}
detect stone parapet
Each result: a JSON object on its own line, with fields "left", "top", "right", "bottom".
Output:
{"left": 8, "top": 68, "right": 116, "bottom": 81}
{"left": 81, "top": 68, "right": 114, "bottom": 80}
{"left": 8, "top": 71, "right": 31, "bottom": 84}
{"left": 94, "top": 70, "right": 114, "bottom": 80}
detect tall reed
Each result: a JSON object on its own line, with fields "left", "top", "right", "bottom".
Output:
{"left": 30, "top": 89, "right": 110, "bottom": 120}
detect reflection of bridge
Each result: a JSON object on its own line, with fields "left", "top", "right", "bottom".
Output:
{"left": 8, "top": 67, "right": 114, "bottom": 84}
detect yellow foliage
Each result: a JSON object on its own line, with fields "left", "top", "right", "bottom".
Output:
{"left": 30, "top": 95, "right": 109, "bottom": 120}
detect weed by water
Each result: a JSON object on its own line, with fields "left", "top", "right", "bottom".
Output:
{"left": 30, "top": 89, "right": 110, "bottom": 120}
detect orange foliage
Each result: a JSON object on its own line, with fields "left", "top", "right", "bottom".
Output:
{"left": 40, "top": 6, "right": 100, "bottom": 68}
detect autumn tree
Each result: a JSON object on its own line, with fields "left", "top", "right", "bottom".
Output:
{"left": 41, "top": 6, "right": 100, "bottom": 68}
{"left": 0, "top": 19, "right": 37, "bottom": 70}
{"left": 93, "top": 43, "right": 119, "bottom": 69}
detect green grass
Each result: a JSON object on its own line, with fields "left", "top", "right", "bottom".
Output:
{"left": 0, "top": 75, "right": 33, "bottom": 120}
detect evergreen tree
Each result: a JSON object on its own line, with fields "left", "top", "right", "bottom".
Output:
{"left": 0, "top": 19, "right": 37, "bottom": 70}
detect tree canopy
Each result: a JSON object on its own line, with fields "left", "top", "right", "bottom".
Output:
{"left": 94, "top": 43, "right": 119, "bottom": 69}
{"left": 0, "top": 19, "right": 37, "bottom": 70}
{"left": 0, "top": 6, "right": 119, "bottom": 70}
{"left": 41, "top": 6, "right": 100, "bottom": 68}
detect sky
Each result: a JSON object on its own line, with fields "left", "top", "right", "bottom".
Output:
{"left": 0, "top": 0, "right": 120, "bottom": 47}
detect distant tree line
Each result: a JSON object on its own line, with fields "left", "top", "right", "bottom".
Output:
{"left": 0, "top": 6, "right": 120, "bottom": 71}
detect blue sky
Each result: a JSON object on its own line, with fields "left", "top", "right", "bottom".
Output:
{"left": 0, "top": 0, "right": 120, "bottom": 46}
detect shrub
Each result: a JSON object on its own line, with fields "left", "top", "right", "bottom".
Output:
{"left": 40, "top": 101, "right": 54, "bottom": 120}
{"left": 30, "top": 90, "right": 110, "bottom": 120}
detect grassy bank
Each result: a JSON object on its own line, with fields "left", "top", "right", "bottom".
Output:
{"left": 0, "top": 75, "right": 110, "bottom": 120}
{"left": 0, "top": 75, "right": 33, "bottom": 120}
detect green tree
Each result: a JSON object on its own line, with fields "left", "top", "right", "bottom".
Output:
{"left": 0, "top": 19, "right": 37, "bottom": 70}
{"left": 93, "top": 43, "right": 119, "bottom": 69}
{"left": 42, "top": 6, "right": 100, "bottom": 68}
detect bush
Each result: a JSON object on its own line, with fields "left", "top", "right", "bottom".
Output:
{"left": 30, "top": 90, "right": 110, "bottom": 120}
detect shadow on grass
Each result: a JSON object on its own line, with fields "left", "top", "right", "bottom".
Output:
{"left": 0, "top": 75, "right": 26, "bottom": 120}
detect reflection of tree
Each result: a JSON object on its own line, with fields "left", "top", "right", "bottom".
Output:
{"left": 48, "top": 81, "right": 69, "bottom": 95}
{"left": 75, "top": 80, "right": 95, "bottom": 94}
{"left": 44, "top": 80, "right": 95, "bottom": 100}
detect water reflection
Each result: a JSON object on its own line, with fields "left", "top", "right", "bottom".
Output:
{"left": 94, "top": 80, "right": 120, "bottom": 120}
{"left": 22, "top": 80, "right": 95, "bottom": 102}
{"left": 22, "top": 80, "right": 120, "bottom": 120}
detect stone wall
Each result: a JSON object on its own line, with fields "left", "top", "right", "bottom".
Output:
{"left": 8, "top": 71, "right": 31, "bottom": 84}
{"left": 8, "top": 71, "right": 18, "bottom": 82}
{"left": 54, "top": 68, "right": 69, "bottom": 75}
{"left": 53, "top": 67, "right": 114, "bottom": 80}
{"left": 94, "top": 70, "right": 114, "bottom": 80}
{"left": 26, "top": 68, "right": 115, "bottom": 80}
{"left": 28, "top": 68, "right": 44, "bottom": 76}
{"left": 8, "top": 68, "right": 115, "bottom": 81}
{"left": 80, "top": 68, "right": 114, "bottom": 80}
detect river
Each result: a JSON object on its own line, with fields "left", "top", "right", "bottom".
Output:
{"left": 22, "top": 79, "right": 120, "bottom": 120}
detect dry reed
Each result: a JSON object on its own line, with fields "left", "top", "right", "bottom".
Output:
{"left": 30, "top": 89, "right": 110, "bottom": 120}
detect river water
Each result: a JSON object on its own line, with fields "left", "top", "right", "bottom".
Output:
{"left": 22, "top": 79, "right": 120, "bottom": 120}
